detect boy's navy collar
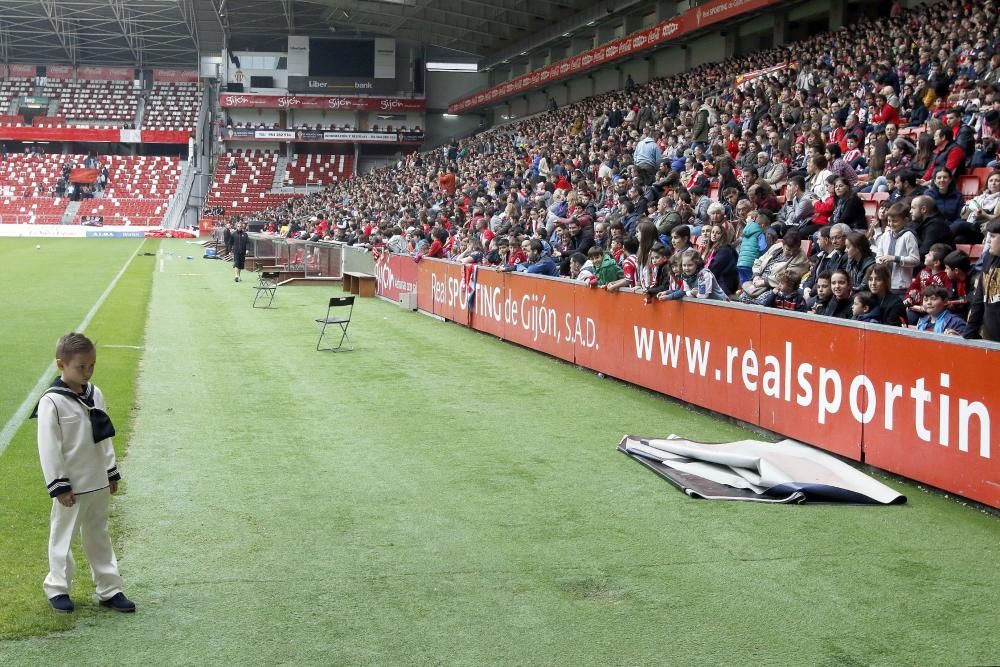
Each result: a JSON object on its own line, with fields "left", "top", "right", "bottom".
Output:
{"left": 30, "top": 377, "right": 93, "bottom": 419}
{"left": 51, "top": 377, "right": 92, "bottom": 399}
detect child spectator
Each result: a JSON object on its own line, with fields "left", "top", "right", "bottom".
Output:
{"left": 904, "top": 242, "right": 952, "bottom": 321}
{"left": 606, "top": 237, "right": 640, "bottom": 292}
{"left": 660, "top": 250, "right": 728, "bottom": 301}
{"left": 31, "top": 333, "right": 135, "bottom": 614}
{"left": 820, "top": 269, "right": 854, "bottom": 318}
{"left": 866, "top": 264, "right": 907, "bottom": 326}
{"left": 844, "top": 231, "right": 877, "bottom": 292}
{"left": 852, "top": 290, "right": 883, "bottom": 323}
{"left": 736, "top": 211, "right": 766, "bottom": 285}
{"left": 588, "top": 245, "right": 624, "bottom": 286}
{"left": 873, "top": 202, "right": 920, "bottom": 293}
{"left": 642, "top": 243, "right": 673, "bottom": 298}
{"left": 767, "top": 270, "right": 807, "bottom": 311}
{"left": 943, "top": 250, "right": 972, "bottom": 317}
{"left": 916, "top": 286, "right": 967, "bottom": 335}
{"left": 807, "top": 272, "right": 833, "bottom": 314}
{"left": 571, "top": 252, "right": 596, "bottom": 285}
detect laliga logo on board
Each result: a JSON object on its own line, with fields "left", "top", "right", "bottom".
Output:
{"left": 327, "top": 98, "right": 353, "bottom": 109}
{"left": 376, "top": 260, "right": 394, "bottom": 292}
{"left": 662, "top": 20, "right": 680, "bottom": 37}
{"left": 379, "top": 99, "right": 403, "bottom": 110}
{"left": 607, "top": 44, "right": 619, "bottom": 57}
{"left": 582, "top": 54, "right": 593, "bottom": 66}
{"left": 277, "top": 96, "right": 301, "bottom": 108}
{"left": 560, "top": 63, "right": 570, "bottom": 73}
{"left": 634, "top": 34, "right": 647, "bottom": 48}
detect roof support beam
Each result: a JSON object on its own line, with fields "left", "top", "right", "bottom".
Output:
{"left": 39, "top": 0, "right": 79, "bottom": 65}
{"left": 281, "top": 0, "right": 295, "bottom": 32}
{"left": 177, "top": 0, "right": 200, "bottom": 61}
{"left": 107, "top": 0, "right": 142, "bottom": 66}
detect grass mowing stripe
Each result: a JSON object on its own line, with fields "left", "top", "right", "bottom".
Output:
{"left": 0, "top": 240, "right": 146, "bottom": 457}
{"left": 0, "top": 241, "right": 156, "bottom": 640}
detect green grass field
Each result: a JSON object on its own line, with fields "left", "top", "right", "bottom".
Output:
{"left": 0, "top": 238, "right": 997, "bottom": 665}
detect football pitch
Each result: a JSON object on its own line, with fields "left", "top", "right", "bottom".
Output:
{"left": 0, "top": 237, "right": 997, "bottom": 665}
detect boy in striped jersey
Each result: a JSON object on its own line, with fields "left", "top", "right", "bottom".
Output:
{"left": 32, "top": 332, "right": 135, "bottom": 614}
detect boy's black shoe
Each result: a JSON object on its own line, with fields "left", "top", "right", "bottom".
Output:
{"left": 49, "top": 594, "right": 74, "bottom": 613}
{"left": 99, "top": 592, "right": 136, "bottom": 613}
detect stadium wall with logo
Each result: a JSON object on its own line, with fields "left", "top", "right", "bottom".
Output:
{"left": 376, "top": 256, "right": 999, "bottom": 508}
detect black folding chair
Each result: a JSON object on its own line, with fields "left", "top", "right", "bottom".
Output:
{"left": 253, "top": 271, "right": 279, "bottom": 308}
{"left": 316, "top": 296, "right": 355, "bottom": 351}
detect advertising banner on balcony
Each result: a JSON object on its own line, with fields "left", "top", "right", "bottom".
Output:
{"left": 154, "top": 69, "right": 199, "bottom": 83}
{"left": 46, "top": 65, "right": 74, "bottom": 79}
{"left": 218, "top": 94, "right": 426, "bottom": 112}
{"left": 78, "top": 66, "right": 133, "bottom": 81}
{"left": 8, "top": 64, "right": 37, "bottom": 78}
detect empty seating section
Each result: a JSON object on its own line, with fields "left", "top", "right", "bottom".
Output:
{"left": 100, "top": 155, "right": 183, "bottom": 199}
{"left": 0, "top": 153, "right": 75, "bottom": 197}
{"left": 208, "top": 150, "right": 295, "bottom": 217}
{"left": 0, "top": 198, "right": 67, "bottom": 225}
{"left": 74, "top": 198, "right": 170, "bottom": 226}
{"left": 0, "top": 114, "right": 25, "bottom": 127}
{"left": 143, "top": 82, "right": 200, "bottom": 130}
{"left": 0, "top": 153, "right": 183, "bottom": 225}
{"left": 41, "top": 80, "right": 138, "bottom": 124}
{"left": 0, "top": 78, "right": 33, "bottom": 117}
{"left": 284, "top": 154, "right": 353, "bottom": 186}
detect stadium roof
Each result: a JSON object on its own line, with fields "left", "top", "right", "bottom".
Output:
{"left": 0, "top": 0, "right": 683, "bottom": 68}
{"left": 0, "top": 0, "right": 221, "bottom": 68}
{"left": 219, "top": 0, "right": 648, "bottom": 62}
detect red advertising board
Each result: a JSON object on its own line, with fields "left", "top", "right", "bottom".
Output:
{"left": 409, "top": 259, "right": 1000, "bottom": 508}
{"left": 154, "top": 69, "right": 199, "bottom": 83}
{"left": 448, "top": 0, "right": 779, "bottom": 113}
{"left": 862, "top": 329, "right": 998, "bottom": 507}
{"left": 0, "top": 127, "right": 189, "bottom": 144}
{"left": 46, "top": 65, "right": 74, "bottom": 79}
{"left": 375, "top": 253, "right": 419, "bottom": 303}
{"left": 219, "top": 94, "right": 426, "bottom": 112}
{"left": 7, "top": 64, "right": 36, "bottom": 79}
{"left": 78, "top": 66, "right": 133, "bottom": 81}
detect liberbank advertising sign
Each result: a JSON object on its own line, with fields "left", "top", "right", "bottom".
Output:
{"left": 288, "top": 76, "right": 396, "bottom": 94}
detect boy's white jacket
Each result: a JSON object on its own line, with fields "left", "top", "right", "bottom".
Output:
{"left": 36, "top": 384, "right": 119, "bottom": 498}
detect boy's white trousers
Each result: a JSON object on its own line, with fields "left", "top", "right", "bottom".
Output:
{"left": 43, "top": 487, "right": 124, "bottom": 601}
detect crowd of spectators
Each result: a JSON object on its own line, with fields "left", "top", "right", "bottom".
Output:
{"left": 221, "top": 0, "right": 1000, "bottom": 342}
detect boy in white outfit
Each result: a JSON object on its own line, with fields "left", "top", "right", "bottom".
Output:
{"left": 32, "top": 332, "right": 135, "bottom": 613}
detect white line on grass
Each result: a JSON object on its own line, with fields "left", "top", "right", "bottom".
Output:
{"left": 0, "top": 240, "right": 146, "bottom": 457}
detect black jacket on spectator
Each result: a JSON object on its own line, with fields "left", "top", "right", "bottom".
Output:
{"left": 831, "top": 194, "right": 867, "bottom": 230}
{"left": 707, "top": 244, "right": 739, "bottom": 295}
{"left": 877, "top": 292, "right": 907, "bottom": 326}
{"left": 964, "top": 252, "right": 999, "bottom": 342}
{"left": 821, "top": 296, "right": 853, "bottom": 319}
{"left": 845, "top": 253, "right": 877, "bottom": 292}
{"left": 802, "top": 249, "right": 848, "bottom": 291}
{"left": 912, "top": 214, "right": 954, "bottom": 256}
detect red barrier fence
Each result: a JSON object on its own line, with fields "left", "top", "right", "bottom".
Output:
{"left": 0, "top": 127, "right": 189, "bottom": 144}
{"left": 383, "top": 258, "right": 999, "bottom": 508}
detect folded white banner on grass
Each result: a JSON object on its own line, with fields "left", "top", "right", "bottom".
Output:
{"left": 620, "top": 435, "right": 906, "bottom": 504}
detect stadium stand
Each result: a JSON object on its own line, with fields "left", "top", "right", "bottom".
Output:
{"left": 283, "top": 154, "right": 353, "bottom": 187}
{"left": 0, "top": 198, "right": 67, "bottom": 225}
{"left": 0, "top": 153, "right": 183, "bottom": 226}
{"left": 225, "top": 0, "right": 998, "bottom": 342}
{"left": 143, "top": 82, "right": 201, "bottom": 130}
{"left": 0, "top": 78, "right": 33, "bottom": 115}
{"left": 41, "top": 79, "right": 139, "bottom": 124}
{"left": 206, "top": 150, "right": 297, "bottom": 218}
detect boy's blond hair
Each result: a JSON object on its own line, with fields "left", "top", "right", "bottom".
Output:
{"left": 56, "top": 332, "right": 95, "bottom": 360}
